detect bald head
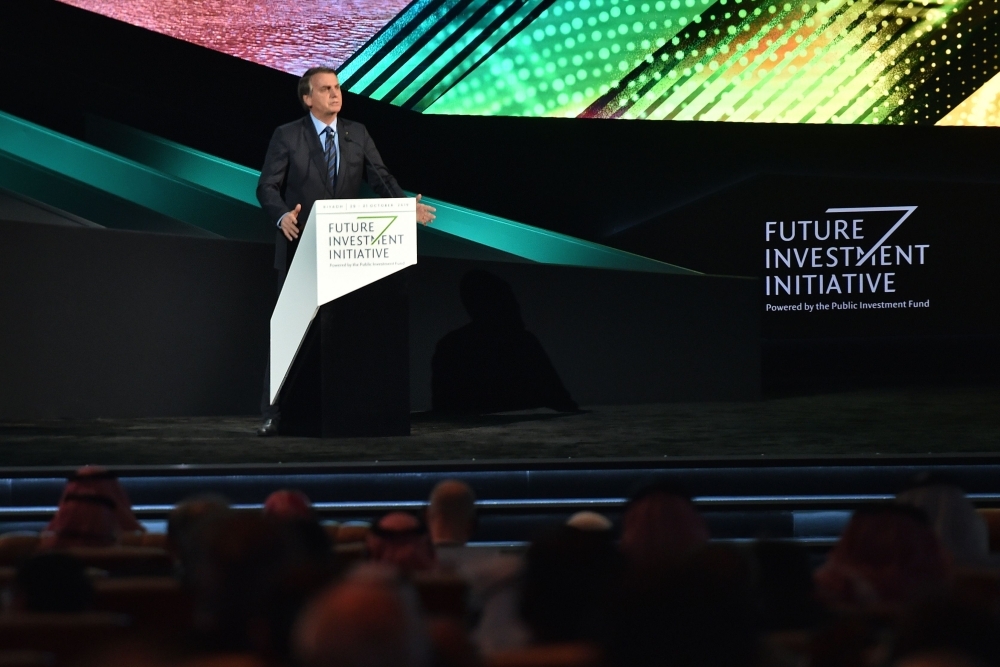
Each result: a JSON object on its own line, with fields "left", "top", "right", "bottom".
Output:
{"left": 294, "top": 578, "right": 427, "bottom": 667}
{"left": 427, "top": 480, "right": 476, "bottom": 546}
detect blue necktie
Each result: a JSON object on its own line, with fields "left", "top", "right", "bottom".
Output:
{"left": 323, "top": 126, "right": 338, "bottom": 190}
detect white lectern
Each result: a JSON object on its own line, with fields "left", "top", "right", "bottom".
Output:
{"left": 270, "top": 198, "right": 417, "bottom": 437}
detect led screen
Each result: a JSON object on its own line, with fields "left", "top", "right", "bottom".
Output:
{"left": 61, "top": 0, "right": 1000, "bottom": 124}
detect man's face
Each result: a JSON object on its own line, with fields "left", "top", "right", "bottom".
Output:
{"left": 303, "top": 72, "right": 342, "bottom": 119}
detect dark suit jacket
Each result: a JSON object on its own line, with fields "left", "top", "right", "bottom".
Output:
{"left": 256, "top": 115, "right": 405, "bottom": 272}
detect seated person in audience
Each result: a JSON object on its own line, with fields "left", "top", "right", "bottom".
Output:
{"left": 815, "top": 504, "right": 950, "bottom": 607}
{"left": 619, "top": 483, "right": 710, "bottom": 570}
{"left": 424, "top": 480, "right": 524, "bottom": 654}
{"left": 184, "top": 510, "right": 328, "bottom": 660}
{"left": 427, "top": 480, "right": 506, "bottom": 574}
{"left": 166, "top": 494, "right": 231, "bottom": 561}
{"left": 40, "top": 493, "right": 119, "bottom": 549}
{"left": 439, "top": 508, "right": 618, "bottom": 654}
{"left": 889, "top": 589, "right": 1000, "bottom": 667}
{"left": 423, "top": 479, "right": 529, "bottom": 657}
{"left": 751, "top": 539, "right": 825, "bottom": 631}
{"left": 7, "top": 552, "right": 93, "bottom": 612}
{"left": 262, "top": 489, "right": 331, "bottom": 563}
{"left": 168, "top": 495, "right": 232, "bottom": 584}
{"left": 54, "top": 466, "right": 145, "bottom": 536}
{"left": 367, "top": 512, "right": 436, "bottom": 572}
{"left": 427, "top": 481, "right": 477, "bottom": 550}
{"left": 519, "top": 524, "right": 624, "bottom": 645}
{"left": 294, "top": 564, "right": 430, "bottom": 667}
{"left": 426, "top": 479, "right": 491, "bottom": 569}
{"left": 263, "top": 489, "right": 314, "bottom": 520}
{"left": 607, "top": 544, "right": 757, "bottom": 667}
{"left": 896, "top": 477, "right": 991, "bottom": 567}
{"left": 566, "top": 510, "right": 613, "bottom": 532}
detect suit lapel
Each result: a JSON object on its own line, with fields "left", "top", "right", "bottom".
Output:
{"left": 303, "top": 116, "right": 334, "bottom": 198}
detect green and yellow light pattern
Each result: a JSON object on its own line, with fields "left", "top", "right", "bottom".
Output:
{"left": 343, "top": 0, "right": 1000, "bottom": 124}
{"left": 938, "top": 69, "right": 1000, "bottom": 124}
{"left": 574, "top": 0, "right": 996, "bottom": 123}
{"left": 428, "top": 0, "right": 710, "bottom": 116}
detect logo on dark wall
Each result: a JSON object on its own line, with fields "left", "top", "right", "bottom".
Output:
{"left": 764, "top": 206, "right": 931, "bottom": 313}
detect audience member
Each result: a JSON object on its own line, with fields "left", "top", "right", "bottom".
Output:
{"left": 263, "top": 489, "right": 315, "bottom": 521}
{"left": 891, "top": 590, "right": 1000, "bottom": 667}
{"left": 619, "top": 484, "right": 710, "bottom": 569}
{"left": 607, "top": 544, "right": 757, "bottom": 667}
{"left": 263, "top": 490, "right": 331, "bottom": 564}
{"left": 294, "top": 564, "right": 430, "bottom": 667}
{"left": 566, "top": 511, "right": 613, "bottom": 531}
{"left": 470, "top": 562, "right": 531, "bottom": 656}
{"left": 166, "top": 494, "right": 231, "bottom": 560}
{"left": 54, "top": 466, "right": 144, "bottom": 534}
{"left": 40, "top": 493, "right": 119, "bottom": 548}
{"left": 427, "top": 480, "right": 477, "bottom": 547}
{"left": 184, "top": 510, "right": 319, "bottom": 657}
{"left": 519, "top": 525, "right": 624, "bottom": 644}
{"left": 423, "top": 481, "right": 527, "bottom": 656}
{"left": 896, "top": 481, "right": 991, "bottom": 566}
{"left": 815, "top": 504, "right": 950, "bottom": 607}
{"left": 423, "top": 482, "right": 527, "bottom": 656}
{"left": 367, "top": 512, "right": 436, "bottom": 572}
{"left": 7, "top": 552, "right": 93, "bottom": 612}
{"left": 809, "top": 614, "right": 884, "bottom": 667}
{"left": 752, "top": 540, "right": 825, "bottom": 631}
{"left": 9, "top": 474, "right": 1000, "bottom": 667}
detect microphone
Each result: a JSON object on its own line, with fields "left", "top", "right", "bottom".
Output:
{"left": 343, "top": 131, "right": 400, "bottom": 199}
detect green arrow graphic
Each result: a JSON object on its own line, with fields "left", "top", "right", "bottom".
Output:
{"left": 358, "top": 215, "right": 398, "bottom": 245}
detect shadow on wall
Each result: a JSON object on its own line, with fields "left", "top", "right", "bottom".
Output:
{"left": 431, "top": 270, "right": 578, "bottom": 414}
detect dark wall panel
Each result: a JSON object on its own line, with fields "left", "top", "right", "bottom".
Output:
{"left": 0, "top": 220, "right": 274, "bottom": 418}
{"left": 408, "top": 260, "right": 760, "bottom": 410}
{"left": 0, "top": 188, "right": 98, "bottom": 229}
{"left": 0, "top": 221, "right": 758, "bottom": 418}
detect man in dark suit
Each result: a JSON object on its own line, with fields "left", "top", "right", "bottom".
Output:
{"left": 255, "top": 66, "right": 435, "bottom": 436}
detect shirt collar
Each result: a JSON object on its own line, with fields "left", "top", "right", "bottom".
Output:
{"left": 309, "top": 113, "right": 337, "bottom": 137}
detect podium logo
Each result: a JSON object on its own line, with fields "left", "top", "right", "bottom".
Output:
{"left": 764, "top": 206, "right": 929, "bottom": 298}
{"left": 327, "top": 215, "right": 405, "bottom": 261}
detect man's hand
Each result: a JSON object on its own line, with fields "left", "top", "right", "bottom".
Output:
{"left": 280, "top": 204, "right": 301, "bottom": 241}
{"left": 415, "top": 194, "right": 436, "bottom": 226}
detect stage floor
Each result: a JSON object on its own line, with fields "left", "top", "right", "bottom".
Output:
{"left": 0, "top": 386, "right": 997, "bottom": 467}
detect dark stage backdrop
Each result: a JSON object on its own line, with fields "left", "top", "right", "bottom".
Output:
{"left": 0, "top": 220, "right": 274, "bottom": 418}
{"left": 0, "top": 220, "right": 758, "bottom": 418}
{"left": 409, "top": 258, "right": 760, "bottom": 409}
{"left": 0, "top": 2, "right": 996, "bottom": 396}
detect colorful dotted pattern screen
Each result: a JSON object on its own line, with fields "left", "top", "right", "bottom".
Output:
{"left": 61, "top": 0, "right": 1000, "bottom": 124}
